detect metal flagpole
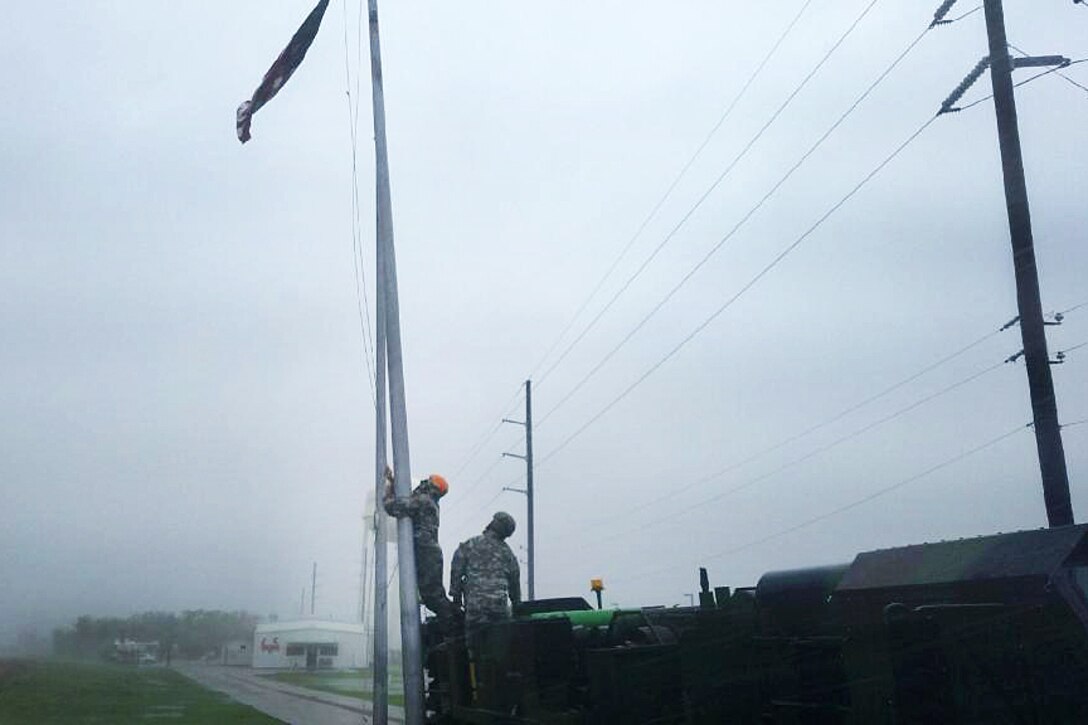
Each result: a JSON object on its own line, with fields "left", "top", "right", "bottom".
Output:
{"left": 366, "top": 0, "right": 425, "bottom": 721}
{"left": 371, "top": 226, "right": 390, "bottom": 722}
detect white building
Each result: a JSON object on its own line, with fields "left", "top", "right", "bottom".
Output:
{"left": 253, "top": 620, "right": 368, "bottom": 670}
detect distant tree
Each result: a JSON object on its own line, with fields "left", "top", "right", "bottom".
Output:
{"left": 52, "top": 609, "right": 257, "bottom": 661}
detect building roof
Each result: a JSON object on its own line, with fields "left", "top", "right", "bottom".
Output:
{"left": 836, "top": 524, "right": 1088, "bottom": 592}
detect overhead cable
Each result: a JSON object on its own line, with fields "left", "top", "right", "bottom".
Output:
{"left": 446, "top": 0, "right": 820, "bottom": 507}
{"left": 700, "top": 422, "right": 1032, "bottom": 561}
{"left": 449, "top": 384, "right": 524, "bottom": 479}
{"left": 1059, "top": 301, "right": 1088, "bottom": 316}
{"left": 952, "top": 59, "right": 1088, "bottom": 112}
{"left": 446, "top": 486, "right": 508, "bottom": 539}
{"left": 538, "top": 17, "right": 931, "bottom": 428}
{"left": 590, "top": 357, "right": 1011, "bottom": 547}
{"left": 586, "top": 324, "right": 1008, "bottom": 530}
{"left": 533, "top": 0, "right": 880, "bottom": 397}
{"left": 449, "top": 441, "right": 515, "bottom": 517}
{"left": 1059, "top": 340, "right": 1088, "bottom": 356}
{"left": 931, "top": 4, "right": 982, "bottom": 27}
{"left": 526, "top": 0, "right": 817, "bottom": 389}
{"left": 538, "top": 113, "right": 941, "bottom": 468}
{"left": 1010, "top": 44, "right": 1088, "bottom": 96}
{"left": 625, "top": 421, "right": 1032, "bottom": 582}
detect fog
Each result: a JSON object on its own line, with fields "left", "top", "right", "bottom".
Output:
{"left": 2, "top": 1, "right": 1086, "bottom": 647}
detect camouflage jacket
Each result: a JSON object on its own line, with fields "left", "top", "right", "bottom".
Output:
{"left": 449, "top": 531, "right": 521, "bottom": 623}
{"left": 383, "top": 484, "right": 440, "bottom": 548}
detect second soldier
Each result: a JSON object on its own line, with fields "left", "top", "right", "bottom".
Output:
{"left": 449, "top": 511, "right": 521, "bottom": 634}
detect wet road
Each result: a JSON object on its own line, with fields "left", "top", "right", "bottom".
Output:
{"left": 175, "top": 663, "right": 403, "bottom": 725}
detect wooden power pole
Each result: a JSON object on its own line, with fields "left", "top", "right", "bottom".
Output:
{"left": 982, "top": 0, "right": 1073, "bottom": 526}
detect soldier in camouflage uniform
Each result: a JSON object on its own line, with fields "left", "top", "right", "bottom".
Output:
{"left": 383, "top": 467, "right": 455, "bottom": 629}
{"left": 449, "top": 511, "right": 521, "bottom": 632}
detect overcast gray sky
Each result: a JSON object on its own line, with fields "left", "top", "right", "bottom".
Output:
{"left": 2, "top": 1, "right": 1086, "bottom": 645}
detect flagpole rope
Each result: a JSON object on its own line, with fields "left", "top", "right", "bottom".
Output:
{"left": 343, "top": 0, "right": 378, "bottom": 407}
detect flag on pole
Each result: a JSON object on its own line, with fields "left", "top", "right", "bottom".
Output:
{"left": 236, "top": 0, "right": 331, "bottom": 144}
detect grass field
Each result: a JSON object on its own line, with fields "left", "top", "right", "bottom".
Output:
{"left": 261, "top": 669, "right": 405, "bottom": 707}
{"left": 0, "top": 659, "right": 279, "bottom": 724}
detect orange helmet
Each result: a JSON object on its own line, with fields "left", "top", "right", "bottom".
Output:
{"left": 428, "top": 474, "right": 449, "bottom": 497}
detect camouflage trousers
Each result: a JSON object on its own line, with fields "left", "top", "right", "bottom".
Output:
{"left": 416, "top": 542, "right": 453, "bottom": 623}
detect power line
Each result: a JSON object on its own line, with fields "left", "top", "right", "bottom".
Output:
{"left": 444, "top": 0, "right": 833, "bottom": 504}
{"left": 447, "top": 486, "right": 509, "bottom": 539}
{"left": 947, "top": 5, "right": 983, "bottom": 24}
{"left": 931, "top": 1, "right": 974, "bottom": 26}
{"left": 449, "top": 0, "right": 925, "bottom": 515}
{"left": 585, "top": 324, "right": 1008, "bottom": 531}
{"left": 533, "top": 0, "right": 881, "bottom": 397}
{"left": 538, "top": 16, "right": 933, "bottom": 428}
{"left": 445, "top": 1, "right": 822, "bottom": 510}
{"left": 589, "top": 357, "right": 1011, "bottom": 547}
{"left": 451, "top": 0, "right": 1006, "bottom": 532}
{"left": 624, "top": 420, "right": 1032, "bottom": 583}
{"left": 700, "top": 422, "right": 1032, "bottom": 561}
{"left": 449, "top": 384, "right": 524, "bottom": 479}
{"left": 451, "top": 449, "right": 508, "bottom": 512}
{"left": 1009, "top": 44, "right": 1088, "bottom": 96}
{"left": 538, "top": 113, "right": 941, "bottom": 468}
{"left": 446, "top": 431, "right": 528, "bottom": 534}
{"left": 524, "top": 0, "right": 817, "bottom": 389}
{"left": 953, "top": 58, "right": 1088, "bottom": 112}
{"left": 447, "top": 469, "right": 527, "bottom": 541}
{"left": 1059, "top": 340, "right": 1088, "bottom": 355}
{"left": 1063, "top": 419, "right": 1088, "bottom": 429}
{"left": 1059, "top": 301, "right": 1088, "bottom": 316}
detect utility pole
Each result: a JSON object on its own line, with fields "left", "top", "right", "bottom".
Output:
{"left": 311, "top": 562, "right": 316, "bottom": 616}
{"left": 503, "top": 380, "right": 535, "bottom": 600}
{"left": 982, "top": 0, "right": 1073, "bottom": 527}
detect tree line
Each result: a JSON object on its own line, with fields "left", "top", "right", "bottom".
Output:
{"left": 52, "top": 610, "right": 259, "bottom": 660}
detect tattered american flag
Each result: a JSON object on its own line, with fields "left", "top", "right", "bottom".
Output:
{"left": 236, "top": 0, "right": 330, "bottom": 144}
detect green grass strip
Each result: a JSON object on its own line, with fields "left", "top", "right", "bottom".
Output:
{"left": 0, "top": 659, "right": 279, "bottom": 724}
